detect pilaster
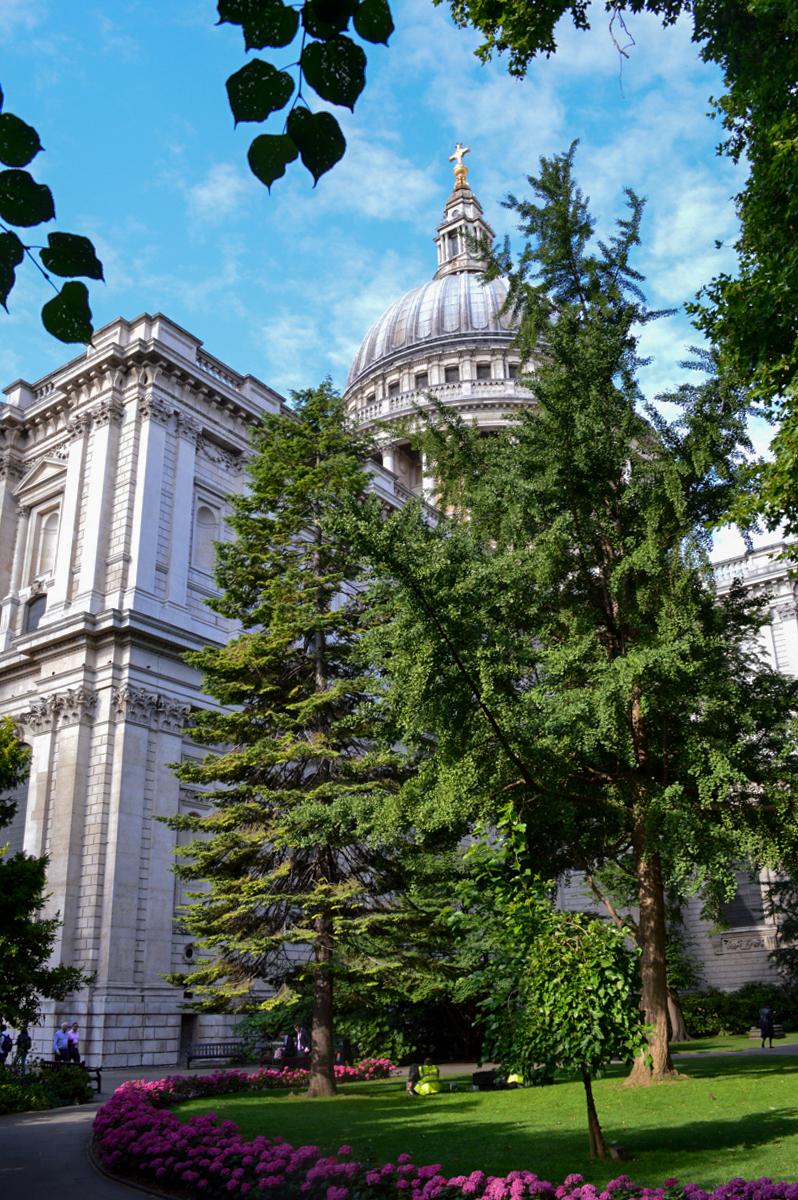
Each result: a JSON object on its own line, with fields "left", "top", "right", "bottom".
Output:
{"left": 124, "top": 391, "right": 172, "bottom": 616}
{"left": 74, "top": 394, "right": 125, "bottom": 613}
{"left": 48, "top": 412, "right": 90, "bottom": 617}
{"left": 163, "top": 410, "right": 200, "bottom": 618}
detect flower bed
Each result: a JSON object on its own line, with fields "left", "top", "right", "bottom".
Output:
{"left": 93, "top": 1077, "right": 798, "bottom": 1200}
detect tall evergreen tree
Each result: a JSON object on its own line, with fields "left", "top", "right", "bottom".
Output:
{"left": 347, "top": 146, "right": 798, "bottom": 1084}
{"left": 166, "top": 383, "right": 449, "bottom": 1097}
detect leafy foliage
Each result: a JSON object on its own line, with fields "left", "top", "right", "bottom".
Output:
{"left": 679, "top": 982, "right": 798, "bottom": 1039}
{"left": 217, "top": 0, "right": 393, "bottom": 189}
{"left": 0, "top": 83, "right": 103, "bottom": 342}
{"left": 0, "top": 717, "right": 94, "bottom": 1026}
{"left": 165, "top": 382, "right": 456, "bottom": 1097}
{"left": 347, "top": 146, "right": 798, "bottom": 1085}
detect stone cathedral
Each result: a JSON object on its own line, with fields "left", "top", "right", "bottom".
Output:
{"left": 1, "top": 155, "right": 796, "bottom": 1067}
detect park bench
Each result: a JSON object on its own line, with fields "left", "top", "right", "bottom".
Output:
{"left": 186, "top": 1040, "right": 246, "bottom": 1070}
{"left": 40, "top": 1058, "right": 102, "bottom": 1094}
{"left": 748, "top": 1023, "right": 786, "bottom": 1040}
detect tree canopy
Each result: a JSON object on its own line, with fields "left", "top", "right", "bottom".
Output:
{"left": 347, "top": 146, "right": 798, "bottom": 1083}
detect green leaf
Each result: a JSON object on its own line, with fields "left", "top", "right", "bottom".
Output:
{"left": 301, "top": 37, "right": 366, "bottom": 110}
{"left": 226, "top": 60, "right": 295, "bottom": 124}
{"left": 301, "top": 0, "right": 355, "bottom": 39}
{"left": 0, "top": 169, "right": 54, "bottom": 227}
{"left": 0, "top": 230, "right": 24, "bottom": 310}
{"left": 39, "top": 232, "right": 104, "bottom": 280}
{"left": 217, "top": 0, "right": 299, "bottom": 49}
{"left": 247, "top": 133, "right": 299, "bottom": 190}
{"left": 353, "top": 0, "right": 394, "bottom": 44}
{"left": 41, "top": 280, "right": 93, "bottom": 344}
{"left": 286, "top": 108, "right": 346, "bottom": 184}
{"left": 0, "top": 113, "right": 43, "bottom": 168}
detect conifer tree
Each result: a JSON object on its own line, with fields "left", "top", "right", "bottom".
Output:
{"left": 347, "top": 146, "right": 798, "bottom": 1084}
{"left": 166, "top": 383, "right": 450, "bottom": 1098}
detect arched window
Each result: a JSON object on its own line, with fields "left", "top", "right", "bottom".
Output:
{"left": 193, "top": 505, "right": 218, "bottom": 573}
{"left": 37, "top": 511, "right": 59, "bottom": 577}
{"left": 25, "top": 593, "right": 47, "bottom": 633}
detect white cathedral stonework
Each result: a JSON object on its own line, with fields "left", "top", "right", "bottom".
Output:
{"left": 1, "top": 166, "right": 795, "bottom": 1068}
{"left": 0, "top": 312, "right": 403, "bottom": 1067}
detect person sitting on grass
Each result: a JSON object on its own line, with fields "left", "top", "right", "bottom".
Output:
{"left": 407, "top": 1058, "right": 442, "bottom": 1096}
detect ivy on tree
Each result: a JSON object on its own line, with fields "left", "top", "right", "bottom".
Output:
{"left": 218, "top": 0, "right": 393, "bottom": 189}
{"left": 0, "top": 84, "right": 103, "bottom": 344}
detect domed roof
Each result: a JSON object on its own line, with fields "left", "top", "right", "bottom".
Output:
{"left": 345, "top": 272, "right": 514, "bottom": 390}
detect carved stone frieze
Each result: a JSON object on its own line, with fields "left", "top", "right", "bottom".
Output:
{"left": 718, "top": 933, "right": 777, "bottom": 954}
{"left": 113, "top": 685, "right": 191, "bottom": 733}
{"left": 17, "top": 687, "right": 99, "bottom": 733}
{"left": 774, "top": 602, "right": 798, "bottom": 623}
{"left": 139, "top": 394, "right": 174, "bottom": 426}
{"left": 196, "top": 435, "right": 246, "bottom": 474}
{"left": 91, "top": 396, "right": 125, "bottom": 427}
{"left": 175, "top": 411, "right": 202, "bottom": 445}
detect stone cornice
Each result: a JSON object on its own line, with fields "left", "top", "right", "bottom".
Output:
{"left": 112, "top": 684, "right": 191, "bottom": 733}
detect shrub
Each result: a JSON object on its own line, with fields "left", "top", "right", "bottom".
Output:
{"left": 0, "top": 1060, "right": 93, "bottom": 1114}
{"left": 680, "top": 982, "right": 798, "bottom": 1038}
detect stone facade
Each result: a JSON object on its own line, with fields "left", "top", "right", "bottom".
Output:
{"left": 0, "top": 312, "right": 406, "bottom": 1067}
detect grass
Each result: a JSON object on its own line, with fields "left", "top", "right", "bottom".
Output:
{"left": 175, "top": 1054, "right": 798, "bottom": 1191}
{"left": 672, "top": 1032, "right": 798, "bottom": 1055}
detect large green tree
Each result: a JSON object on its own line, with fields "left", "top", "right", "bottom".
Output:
{"left": 347, "top": 146, "right": 798, "bottom": 1083}
{"left": 167, "top": 382, "right": 454, "bottom": 1097}
{"left": 0, "top": 717, "right": 94, "bottom": 1026}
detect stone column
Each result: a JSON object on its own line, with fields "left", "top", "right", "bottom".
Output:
{"left": 74, "top": 396, "right": 125, "bottom": 613}
{"left": 381, "top": 443, "right": 396, "bottom": 475}
{"left": 124, "top": 392, "right": 172, "bottom": 616}
{"left": 17, "top": 699, "right": 58, "bottom": 860}
{"left": 41, "top": 688, "right": 99, "bottom": 964}
{"left": 49, "top": 412, "right": 91, "bottom": 617}
{"left": 163, "top": 411, "right": 200, "bottom": 618}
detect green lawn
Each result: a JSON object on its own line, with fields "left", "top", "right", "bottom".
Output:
{"left": 175, "top": 1055, "right": 798, "bottom": 1190}
{"left": 672, "top": 1032, "right": 798, "bottom": 1055}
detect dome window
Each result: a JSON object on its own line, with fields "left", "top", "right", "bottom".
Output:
{"left": 364, "top": 393, "right": 375, "bottom": 408}
{"left": 444, "top": 366, "right": 459, "bottom": 383}
{"left": 388, "top": 381, "right": 400, "bottom": 396}
{"left": 508, "top": 363, "right": 518, "bottom": 380}
{"left": 448, "top": 232, "right": 459, "bottom": 256}
{"left": 476, "top": 364, "right": 491, "bottom": 380}
{"left": 415, "top": 373, "right": 429, "bottom": 390}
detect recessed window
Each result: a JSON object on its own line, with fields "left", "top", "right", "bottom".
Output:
{"left": 193, "top": 504, "right": 219, "bottom": 573}
{"left": 448, "top": 232, "right": 459, "bottom": 256}
{"left": 364, "top": 393, "right": 375, "bottom": 408}
{"left": 444, "top": 366, "right": 459, "bottom": 384}
{"left": 388, "top": 382, "right": 400, "bottom": 396}
{"left": 415, "top": 373, "right": 429, "bottom": 390}
{"left": 508, "top": 363, "right": 518, "bottom": 380}
{"left": 25, "top": 594, "right": 47, "bottom": 633}
{"left": 476, "top": 364, "right": 491, "bottom": 380}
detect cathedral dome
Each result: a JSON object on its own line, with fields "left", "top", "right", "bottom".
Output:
{"left": 345, "top": 272, "right": 514, "bottom": 392}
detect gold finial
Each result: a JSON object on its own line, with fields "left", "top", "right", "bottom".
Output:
{"left": 448, "top": 142, "right": 470, "bottom": 189}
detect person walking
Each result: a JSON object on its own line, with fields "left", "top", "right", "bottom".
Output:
{"left": 759, "top": 1003, "right": 775, "bottom": 1048}
{"left": 53, "top": 1022, "right": 70, "bottom": 1062}
{"left": 14, "top": 1027, "right": 31, "bottom": 1073}
{"left": 294, "top": 1023, "right": 311, "bottom": 1055}
{"left": 67, "top": 1022, "right": 80, "bottom": 1063}
{"left": 0, "top": 1024, "right": 12, "bottom": 1065}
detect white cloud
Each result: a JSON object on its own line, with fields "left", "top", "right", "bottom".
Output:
{"left": 0, "top": 0, "right": 45, "bottom": 39}
{"left": 186, "top": 162, "right": 252, "bottom": 226}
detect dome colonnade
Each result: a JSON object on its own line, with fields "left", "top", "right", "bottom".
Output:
{"left": 344, "top": 146, "right": 534, "bottom": 499}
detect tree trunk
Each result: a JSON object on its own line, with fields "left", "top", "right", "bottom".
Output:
{"left": 580, "top": 1069, "right": 606, "bottom": 1159}
{"left": 626, "top": 827, "right": 682, "bottom": 1085}
{"left": 667, "top": 987, "right": 691, "bottom": 1043}
{"left": 306, "top": 910, "right": 336, "bottom": 1097}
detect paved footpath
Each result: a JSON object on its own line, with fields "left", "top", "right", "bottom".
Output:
{"left": 0, "top": 1050, "right": 795, "bottom": 1199}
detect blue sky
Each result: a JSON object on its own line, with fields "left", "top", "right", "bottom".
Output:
{"left": 0, "top": 0, "right": 770, "bottom": 556}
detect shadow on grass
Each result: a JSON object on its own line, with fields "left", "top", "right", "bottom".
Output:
{"left": 179, "top": 1068, "right": 798, "bottom": 1188}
